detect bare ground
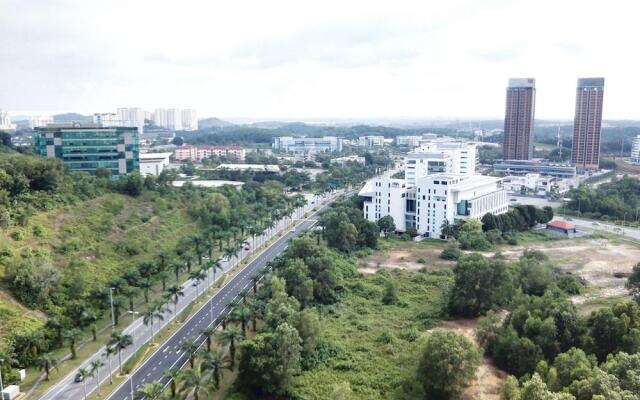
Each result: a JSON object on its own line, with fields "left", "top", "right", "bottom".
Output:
{"left": 358, "top": 243, "right": 455, "bottom": 274}
{"left": 429, "top": 319, "right": 507, "bottom": 400}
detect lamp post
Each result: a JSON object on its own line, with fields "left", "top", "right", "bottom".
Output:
{"left": 0, "top": 358, "right": 4, "bottom": 394}
{"left": 109, "top": 288, "right": 116, "bottom": 330}
{"left": 126, "top": 310, "right": 139, "bottom": 324}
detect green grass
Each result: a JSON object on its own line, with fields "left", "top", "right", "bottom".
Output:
{"left": 0, "top": 192, "right": 199, "bottom": 360}
{"left": 222, "top": 268, "right": 453, "bottom": 400}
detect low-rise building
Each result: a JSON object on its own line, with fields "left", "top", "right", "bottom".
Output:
{"left": 358, "top": 135, "right": 385, "bottom": 147}
{"left": 360, "top": 172, "right": 508, "bottom": 239}
{"left": 546, "top": 220, "right": 577, "bottom": 237}
{"left": 28, "top": 115, "right": 54, "bottom": 129}
{"left": 502, "top": 173, "right": 556, "bottom": 196}
{"left": 331, "top": 155, "right": 366, "bottom": 166}
{"left": 493, "top": 160, "right": 576, "bottom": 178}
{"left": 33, "top": 123, "right": 139, "bottom": 176}
{"left": 139, "top": 152, "right": 172, "bottom": 176}
{"left": 395, "top": 135, "right": 423, "bottom": 147}
{"left": 174, "top": 145, "right": 246, "bottom": 161}
{"left": 273, "top": 136, "right": 343, "bottom": 161}
{"left": 214, "top": 164, "right": 281, "bottom": 173}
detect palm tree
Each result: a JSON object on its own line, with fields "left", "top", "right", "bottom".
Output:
{"left": 134, "top": 382, "right": 165, "bottom": 400}
{"left": 210, "top": 259, "right": 224, "bottom": 284}
{"left": 137, "top": 277, "right": 153, "bottom": 303}
{"left": 182, "top": 251, "right": 195, "bottom": 273}
{"left": 192, "top": 234, "right": 206, "bottom": 265}
{"left": 45, "top": 317, "right": 64, "bottom": 346}
{"left": 189, "top": 269, "right": 206, "bottom": 298}
{"left": 144, "top": 302, "right": 170, "bottom": 344}
{"left": 103, "top": 346, "right": 117, "bottom": 384}
{"left": 171, "top": 261, "right": 185, "bottom": 282}
{"left": 179, "top": 367, "right": 210, "bottom": 400}
{"left": 77, "top": 367, "right": 92, "bottom": 400}
{"left": 166, "top": 284, "right": 185, "bottom": 321}
{"left": 64, "top": 328, "right": 82, "bottom": 359}
{"left": 200, "top": 349, "right": 229, "bottom": 390}
{"left": 108, "top": 331, "right": 133, "bottom": 375}
{"left": 35, "top": 353, "right": 58, "bottom": 380}
{"left": 200, "top": 326, "right": 216, "bottom": 352}
{"left": 180, "top": 338, "right": 200, "bottom": 369}
{"left": 90, "top": 359, "right": 105, "bottom": 395}
{"left": 163, "top": 369, "right": 180, "bottom": 399}
{"left": 81, "top": 309, "right": 100, "bottom": 342}
{"left": 121, "top": 285, "right": 139, "bottom": 314}
{"left": 230, "top": 307, "right": 253, "bottom": 336}
{"left": 157, "top": 270, "right": 171, "bottom": 291}
{"left": 250, "top": 274, "right": 261, "bottom": 295}
{"left": 220, "top": 326, "right": 242, "bottom": 370}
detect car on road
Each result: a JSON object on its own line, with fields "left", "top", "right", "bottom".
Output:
{"left": 74, "top": 372, "right": 84, "bottom": 383}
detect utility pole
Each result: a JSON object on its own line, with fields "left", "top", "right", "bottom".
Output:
{"left": 556, "top": 125, "right": 563, "bottom": 159}
{"left": 109, "top": 288, "right": 116, "bottom": 329}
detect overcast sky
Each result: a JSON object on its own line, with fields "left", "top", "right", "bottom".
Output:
{"left": 0, "top": 0, "right": 637, "bottom": 120}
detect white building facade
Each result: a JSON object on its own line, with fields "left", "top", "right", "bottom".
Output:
{"left": 29, "top": 115, "right": 54, "bottom": 129}
{"left": 273, "top": 136, "right": 343, "bottom": 161}
{"left": 153, "top": 108, "right": 183, "bottom": 131}
{"left": 360, "top": 172, "right": 508, "bottom": 238}
{"left": 395, "top": 135, "right": 422, "bottom": 147}
{"left": 139, "top": 152, "right": 172, "bottom": 176}
{"left": 358, "top": 135, "right": 385, "bottom": 147}
{"left": 117, "top": 108, "right": 145, "bottom": 134}
{"left": 181, "top": 109, "right": 198, "bottom": 131}
{"left": 405, "top": 142, "right": 477, "bottom": 186}
{"left": 0, "top": 110, "right": 16, "bottom": 131}
{"left": 631, "top": 135, "right": 640, "bottom": 164}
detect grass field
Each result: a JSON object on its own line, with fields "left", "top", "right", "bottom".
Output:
{"left": 0, "top": 192, "right": 199, "bottom": 352}
{"left": 288, "top": 268, "right": 453, "bottom": 399}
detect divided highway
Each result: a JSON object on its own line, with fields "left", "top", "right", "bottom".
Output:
{"left": 104, "top": 195, "right": 337, "bottom": 399}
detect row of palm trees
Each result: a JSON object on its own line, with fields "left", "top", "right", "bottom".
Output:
{"left": 135, "top": 291, "right": 262, "bottom": 400}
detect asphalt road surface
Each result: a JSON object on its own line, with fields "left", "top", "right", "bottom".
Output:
{"left": 106, "top": 203, "right": 330, "bottom": 400}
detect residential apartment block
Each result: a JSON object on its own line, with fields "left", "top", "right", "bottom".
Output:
{"left": 174, "top": 145, "right": 245, "bottom": 161}
{"left": 571, "top": 78, "right": 605, "bottom": 170}
{"left": 33, "top": 123, "right": 139, "bottom": 176}
{"left": 631, "top": 135, "right": 640, "bottom": 164}
{"left": 29, "top": 115, "right": 54, "bottom": 129}
{"left": 181, "top": 109, "right": 198, "bottom": 131}
{"left": 503, "top": 78, "right": 536, "bottom": 160}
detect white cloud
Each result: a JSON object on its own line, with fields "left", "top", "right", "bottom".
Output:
{"left": 0, "top": 0, "right": 638, "bottom": 119}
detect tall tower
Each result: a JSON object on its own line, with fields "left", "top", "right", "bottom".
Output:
{"left": 503, "top": 78, "right": 536, "bottom": 160}
{"left": 571, "top": 78, "right": 605, "bottom": 170}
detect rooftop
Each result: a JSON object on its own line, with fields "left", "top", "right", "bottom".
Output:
{"left": 547, "top": 220, "right": 576, "bottom": 230}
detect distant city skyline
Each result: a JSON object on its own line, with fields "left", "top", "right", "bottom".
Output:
{"left": 1, "top": 0, "right": 637, "bottom": 119}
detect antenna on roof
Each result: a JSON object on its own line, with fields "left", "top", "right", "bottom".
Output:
{"left": 556, "top": 125, "right": 562, "bottom": 159}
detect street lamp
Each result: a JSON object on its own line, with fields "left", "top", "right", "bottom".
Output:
{"left": 126, "top": 310, "right": 139, "bottom": 324}
{"left": 109, "top": 288, "right": 116, "bottom": 330}
{"left": 0, "top": 358, "right": 4, "bottom": 394}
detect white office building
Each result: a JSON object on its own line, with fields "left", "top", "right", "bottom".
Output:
{"left": 273, "top": 136, "right": 343, "bottom": 161}
{"left": 117, "top": 108, "right": 145, "bottom": 134}
{"left": 153, "top": 108, "right": 183, "bottom": 131}
{"left": 631, "top": 135, "right": 640, "bottom": 164}
{"left": 360, "top": 172, "right": 508, "bottom": 238}
{"left": 139, "top": 152, "right": 172, "bottom": 176}
{"left": 29, "top": 115, "right": 54, "bottom": 129}
{"left": 395, "top": 135, "right": 422, "bottom": 147}
{"left": 0, "top": 110, "right": 17, "bottom": 131}
{"left": 93, "top": 113, "right": 125, "bottom": 127}
{"left": 405, "top": 142, "right": 477, "bottom": 186}
{"left": 358, "top": 135, "right": 385, "bottom": 147}
{"left": 181, "top": 109, "right": 198, "bottom": 131}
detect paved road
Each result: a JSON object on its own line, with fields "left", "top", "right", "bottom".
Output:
{"left": 38, "top": 192, "right": 337, "bottom": 400}
{"left": 554, "top": 215, "right": 640, "bottom": 241}
{"left": 105, "top": 195, "right": 337, "bottom": 400}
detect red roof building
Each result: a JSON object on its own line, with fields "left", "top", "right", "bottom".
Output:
{"left": 546, "top": 219, "right": 577, "bottom": 236}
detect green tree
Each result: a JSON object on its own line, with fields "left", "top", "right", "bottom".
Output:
{"left": 64, "top": 328, "right": 82, "bottom": 359}
{"left": 90, "top": 359, "right": 105, "bottom": 396}
{"left": 166, "top": 284, "right": 185, "bottom": 321}
{"left": 108, "top": 331, "right": 133, "bottom": 374}
{"left": 134, "top": 382, "right": 166, "bottom": 400}
{"left": 102, "top": 346, "right": 117, "bottom": 384}
{"left": 376, "top": 215, "right": 396, "bottom": 233}
{"left": 77, "top": 367, "right": 93, "bottom": 400}
{"left": 449, "top": 253, "right": 514, "bottom": 317}
{"left": 179, "top": 366, "right": 210, "bottom": 400}
{"left": 200, "top": 349, "right": 229, "bottom": 390}
{"left": 180, "top": 338, "right": 200, "bottom": 369}
{"left": 35, "top": 353, "right": 58, "bottom": 380}
{"left": 220, "top": 326, "right": 243, "bottom": 370}
{"left": 416, "top": 331, "right": 481, "bottom": 399}
{"left": 238, "top": 323, "right": 302, "bottom": 397}
{"left": 382, "top": 279, "right": 399, "bottom": 305}
{"left": 296, "top": 308, "right": 321, "bottom": 354}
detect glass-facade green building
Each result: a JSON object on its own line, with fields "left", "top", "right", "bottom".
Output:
{"left": 33, "top": 124, "right": 140, "bottom": 176}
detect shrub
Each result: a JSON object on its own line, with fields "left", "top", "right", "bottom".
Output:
{"left": 10, "top": 229, "right": 25, "bottom": 241}
{"left": 441, "top": 245, "right": 462, "bottom": 261}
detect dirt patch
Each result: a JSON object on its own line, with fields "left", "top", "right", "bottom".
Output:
{"left": 358, "top": 244, "right": 455, "bottom": 274}
{"left": 429, "top": 319, "right": 507, "bottom": 400}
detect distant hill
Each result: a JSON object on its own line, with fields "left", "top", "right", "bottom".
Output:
{"left": 53, "top": 113, "right": 92, "bottom": 122}
{"left": 198, "top": 117, "right": 234, "bottom": 129}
